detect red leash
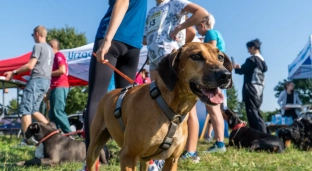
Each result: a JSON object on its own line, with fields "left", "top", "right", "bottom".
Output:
{"left": 36, "top": 130, "right": 60, "bottom": 146}
{"left": 92, "top": 52, "right": 135, "bottom": 84}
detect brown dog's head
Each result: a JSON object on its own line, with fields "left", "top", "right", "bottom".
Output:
{"left": 25, "top": 122, "right": 58, "bottom": 141}
{"left": 157, "top": 42, "right": 233, "bottom": 105}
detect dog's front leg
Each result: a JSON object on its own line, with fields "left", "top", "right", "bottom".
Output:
{"left": 119, "top": 149, "right": 139, "bottom": 171}
{"left": 139, "top": 160, "right": 149, "bottom": 171}
{"left": 17, "top": 158, "right": 58, "bottom": 166}
{"left": 161, "top": 157, "right": 179, "bottom": 171}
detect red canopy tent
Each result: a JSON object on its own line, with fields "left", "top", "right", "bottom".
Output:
{"left": 0, "top": 52, "right": 88, "bottom": 86}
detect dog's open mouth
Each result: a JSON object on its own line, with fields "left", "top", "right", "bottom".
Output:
{"left": 190, "top": 82, "right": 224, "bottom": 105}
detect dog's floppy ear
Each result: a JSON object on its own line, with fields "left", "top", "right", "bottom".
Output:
{"left": 222, "top": 52, "right": 233, "bottom": 89}
{"left": 157, "top": 49, "right": 181, "bottom": 91}
{"left": 32, "top": 123, "right": 41, "bottom": 135}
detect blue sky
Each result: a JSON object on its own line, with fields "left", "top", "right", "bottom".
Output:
{"left": 0, "top": 0, "right": 312, "bottom": 111}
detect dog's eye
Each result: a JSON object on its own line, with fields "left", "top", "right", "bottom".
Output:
{"left": 218, "top": 55, "right": 224, "bottom": 62}
{"left": 190, "top": 54, "right": 203, "bottom": 61}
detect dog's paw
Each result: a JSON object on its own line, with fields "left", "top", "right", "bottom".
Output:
{"left": 16, "top": 161, "right": 25, "bottom": 166}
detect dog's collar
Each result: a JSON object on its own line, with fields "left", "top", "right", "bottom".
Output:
{"left": 232, "top": 123, "right": 247, "bottom": 131}
{"left": 36, "top": 130, "right": 60, "bottom": 146}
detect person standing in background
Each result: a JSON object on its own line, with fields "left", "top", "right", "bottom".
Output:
{"left": 195, "top": 14, "right": 228, "bottom": 153}
{"left": 83, "top": 0, "right": 147, "bottom": 170}
{"left": 233, "top": 39, "right": 268, "bottom": 133}
{"left": 277, "top": 81, "right": 302, "bottom": 120}
{"left": 144, "top": 0, "right": 209, "bottom": 165}
{"left": 4, "top": 25, "right": 53, "bottom": 145}
{"left": 48, "top": 39, "right": 72, "bottom": 134}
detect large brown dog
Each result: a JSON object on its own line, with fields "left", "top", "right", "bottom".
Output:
{"left": 86, "top": 42, "right": 233, "bottom": 171}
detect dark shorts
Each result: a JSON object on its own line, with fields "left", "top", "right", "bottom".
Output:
{"left": 19, "top": 78, "right": 50, "bottom": 115}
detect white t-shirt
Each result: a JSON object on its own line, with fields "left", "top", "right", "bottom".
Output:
{"left": 192, "top": 36, "right": 202, "bottom": 42}
{"left": 144, "top": 0, "right": 191, "bottom": 63}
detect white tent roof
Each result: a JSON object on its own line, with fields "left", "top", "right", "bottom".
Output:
{"left": 61, "top": 43, "right": 148, "bottom": 82}
{"left": 288, "top": 35, "right": 312, "bottom": 80}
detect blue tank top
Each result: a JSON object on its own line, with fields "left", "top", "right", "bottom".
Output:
{"left": 96, "top": 0, "right": 147, "bottom": 49}
{"left": 204, "top": 29, "right": 225, "bottom": 53}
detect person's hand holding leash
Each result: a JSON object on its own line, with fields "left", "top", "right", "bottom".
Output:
{"left": 96, "top": 39, "right": 111, "bottom": 63}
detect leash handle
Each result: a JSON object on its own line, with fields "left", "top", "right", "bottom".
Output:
{"left": 92, "top": 52, "right": 135, "bottom": 84}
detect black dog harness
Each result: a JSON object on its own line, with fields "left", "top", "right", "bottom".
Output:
{"left": 114, "top": 81, "right": 187, "bottom": 160}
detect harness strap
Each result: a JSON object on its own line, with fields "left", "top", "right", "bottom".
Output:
{"left": 141, "top": 81, "right": 186, "bottom": 161}
{"left": 114, "top": 84, "right": 137, "bottom": 132}
{"left": 114, "top": 81, "right": 187, "bottom": 161}
{"left": 149, "top": 82, "right": 185, "bottom": 123}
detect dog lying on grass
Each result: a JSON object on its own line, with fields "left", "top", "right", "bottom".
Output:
{"left": 16, "top": 122, "right": 110, "bottom": 166}
{"left": 278, "top": 118, "right": 312, "bottom": 151}
{"left": 222, "top": 109, "right": 285, "bottom": 153}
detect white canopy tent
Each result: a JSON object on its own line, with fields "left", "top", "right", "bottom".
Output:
{"left": 62, "top": 43, "right": 149, "bottom": 82}
{"left": 288, "top": 35, "right": 312, "bottom": 80}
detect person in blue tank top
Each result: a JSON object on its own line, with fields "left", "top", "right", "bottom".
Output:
{"left": 82, "top": 0, "right": 147, "bottom": 170}
{"left": 196, "top": 14, "right": 229, "bottom": 153}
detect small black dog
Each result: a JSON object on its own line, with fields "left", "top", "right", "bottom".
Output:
{"left": 278, "top": 118, "right": 312, "bottom": 151}
{"left": 222, "top": 109, "right": 284, "bottom": 153}
{"left": 16, "top": 122, "right": 86, "bottom": 166}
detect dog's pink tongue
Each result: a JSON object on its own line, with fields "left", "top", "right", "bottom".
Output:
{"left": 201, "top": 88, "right": 224, "bottom": 104}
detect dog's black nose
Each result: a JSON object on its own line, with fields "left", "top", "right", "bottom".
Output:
{"left": 215, "top": 70, "right": 231, "bottom": 85}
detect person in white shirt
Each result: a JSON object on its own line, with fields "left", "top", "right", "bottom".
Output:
{"left": 143, "top": 0, "right": 209, "bottom": 165}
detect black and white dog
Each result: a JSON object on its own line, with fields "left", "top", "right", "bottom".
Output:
{"left": 16, "top": 122, "right": 111, "bottom": 166}
{"left": 17, "top": 122, "right": 86, "bottom": 166}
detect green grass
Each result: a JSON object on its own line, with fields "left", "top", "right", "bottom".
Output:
{"left": 1, "top": 135, "right": 312, "bottom": 171}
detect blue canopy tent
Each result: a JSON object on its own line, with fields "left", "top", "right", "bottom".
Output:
{"left": 288, "top": 35, "right": 312, "bottom": 79}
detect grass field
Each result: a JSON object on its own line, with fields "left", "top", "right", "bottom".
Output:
{"left": 1, "top": 135, "right": 312, "bottom": 171}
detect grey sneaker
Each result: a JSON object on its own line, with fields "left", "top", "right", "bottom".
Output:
{"left": 180, "top": 151, "right": 200, "bottom": 163}
{"left": 203, "top": 144, "right": 226, "bottom": 153}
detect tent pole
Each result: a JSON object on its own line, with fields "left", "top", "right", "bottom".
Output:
{"left": 2, "top": 81, "right": 4, "bottom": 117}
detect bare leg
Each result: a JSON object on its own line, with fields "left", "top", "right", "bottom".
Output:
{"left": 206, "top": 104, "right": 224, "bottom": 142}
{"left": 206, "top": 122, "right": 213, "bottom": 139}
{"left": 21, "top": 115, "right": 32, "bottom": 133}
{"left": 185, "top": 106, "right": 199, "bottom": 152}
{"left": 32, "top": 112, "right": 49, "bottom": 123}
